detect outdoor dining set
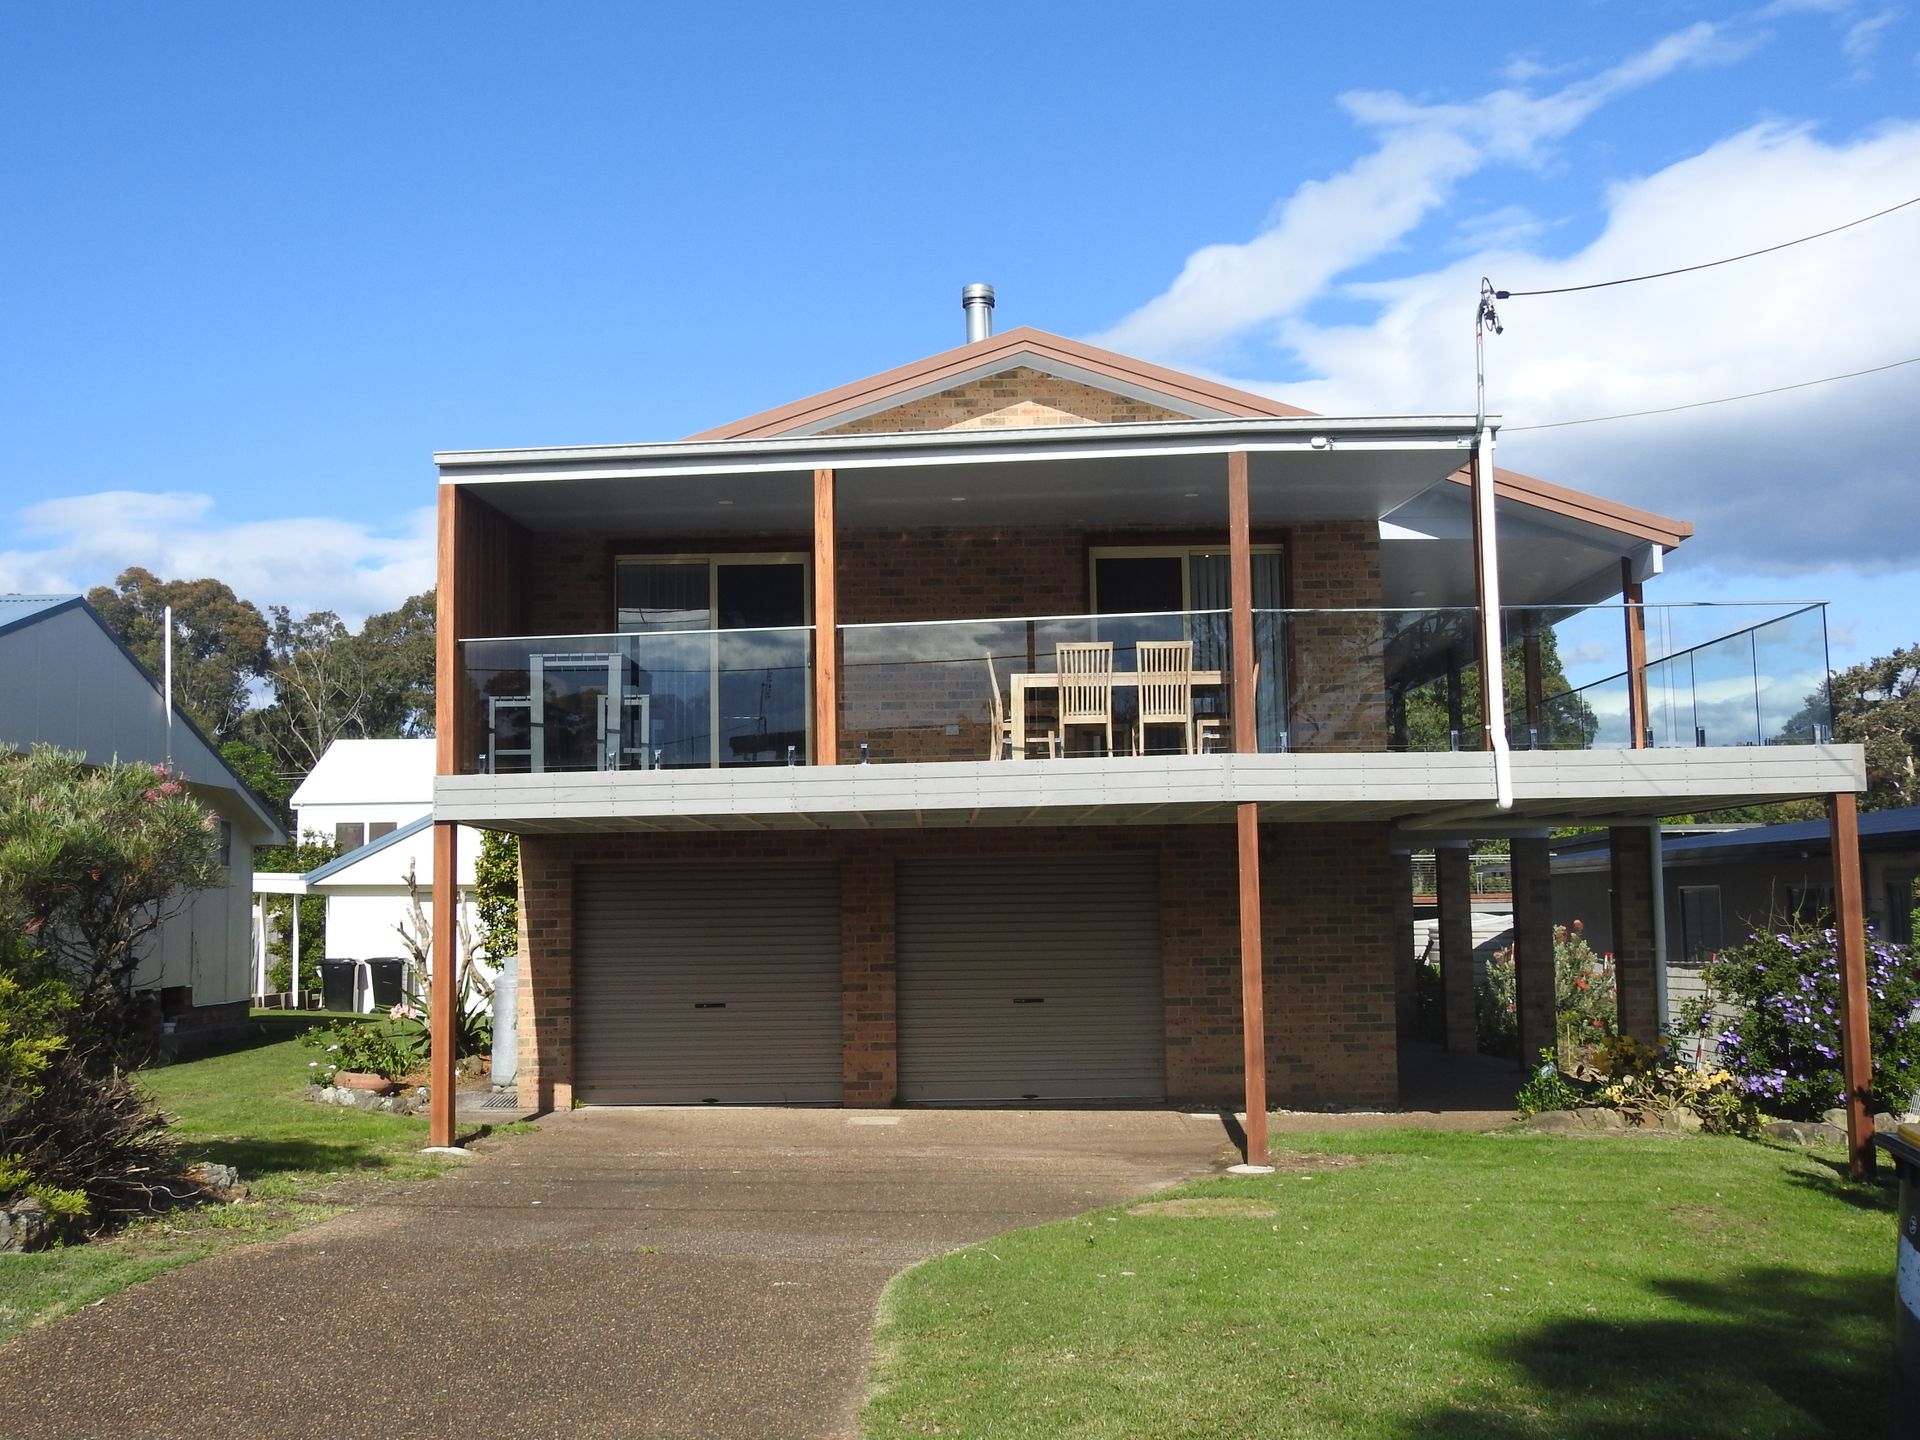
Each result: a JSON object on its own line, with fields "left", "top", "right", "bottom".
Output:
{"left": 984, "top": 639, "right": 1227, "bottom": 760}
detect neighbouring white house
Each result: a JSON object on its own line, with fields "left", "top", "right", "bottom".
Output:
{"left": 256, "top": 738, "right": 491, "bottom": 1011}
{"left": 0, "top": 594, "right": 287, "bottom": 1037}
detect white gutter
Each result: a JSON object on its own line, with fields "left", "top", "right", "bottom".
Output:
{"left": 1473, "top": 424, "right": 1514, "bottom": 811}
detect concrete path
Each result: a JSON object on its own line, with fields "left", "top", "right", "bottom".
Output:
{"left": 0, "top": 1108, "right": 1235, "bottom": 1440}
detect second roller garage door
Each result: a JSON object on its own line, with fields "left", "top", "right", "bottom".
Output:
{"left": 573, "top": 862, "right": 841, "bottom": 1104}
{"left": 896, "top": 854, "right": 1165, "bottom": 1102}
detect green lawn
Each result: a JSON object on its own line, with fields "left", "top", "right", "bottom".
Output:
{"left": 0, "top": 1014, "right": 520, "bottom": 1343}
{"left": 864, "top": 1129, "right": 1900, "bottom": 1439}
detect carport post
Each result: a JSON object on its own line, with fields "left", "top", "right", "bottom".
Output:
{"left": 1827, "top": 792, "right": 1874, "bottom": 1179}
{"left": 813, "top": 467, "right": 838, "bottom": 764}
{"left": 1228, "top": 450, "right": 1268, "bottom": 1165}
{"left": 429, "top": 821, "right": 457, "bottom": 1147}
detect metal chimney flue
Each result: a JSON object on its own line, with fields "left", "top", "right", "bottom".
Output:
{"left": 961, "top": 283, "right": 995, "bottom": 343}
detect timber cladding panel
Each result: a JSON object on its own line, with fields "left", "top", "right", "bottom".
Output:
{"left": 513, "top": 820, "right": 1399, "bottom": 1110}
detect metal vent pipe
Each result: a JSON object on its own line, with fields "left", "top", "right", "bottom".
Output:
{"left": 962, "top": 283, "right": 995, "bottom": 342}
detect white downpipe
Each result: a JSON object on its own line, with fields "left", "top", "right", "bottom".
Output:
{"left": 1473, "top": 425, "right": 1514, "bottom": 810}
{"left": 252, "top": 899, "right": 267, "bottom": 1001}
{"left": 1650, "top": 823, "right": 1670, "bottom": 1037}
{"left": 290, "top": 900, "right": 301, "bottom": 1010}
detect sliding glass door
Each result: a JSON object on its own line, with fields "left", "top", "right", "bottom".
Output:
{"left": 616, "top": 556, "right": 809, "bottom": 768}
{"left": 1092, "top": 549, "right": 1287, "bottom": 752}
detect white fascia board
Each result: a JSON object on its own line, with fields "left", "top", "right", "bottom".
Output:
{"left": 771, "top": 350, "right": 1245, "bottom": 435}
{"left": 434, "top": 415, "right": 1487, "bottom": 485}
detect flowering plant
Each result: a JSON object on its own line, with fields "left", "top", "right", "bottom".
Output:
{"left": 1675, "top": 925, "right": 1920, "bottom": 1120}
{"left": 1478, "top": 921, "right": 1618, "bottom": 1062}
{"left": 300, "top": 1018, "right": 424, "bottom": 1084}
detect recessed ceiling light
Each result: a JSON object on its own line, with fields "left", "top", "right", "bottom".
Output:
{"left": 1183, "top": 492, "right": 1200, "bottom": 498}
{"left": 950, "top": 496, "right": 966, "bottom": 502}
{"left": 716, "top": 499, "right": 734, "bottom": 506}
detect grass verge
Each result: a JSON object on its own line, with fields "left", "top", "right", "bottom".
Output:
{"left": 0, "top": 1013, "right": 524, "bottom": 1343}
{"left": 864, "top": 1127, "right": 1898, "bottom": 1439}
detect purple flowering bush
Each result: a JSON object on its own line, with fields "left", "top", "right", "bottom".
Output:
{"left": 1678, "top": 926, "right": 1920, "bottom": 1120}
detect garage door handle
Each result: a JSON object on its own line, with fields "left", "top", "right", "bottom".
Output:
{"left": 1013, "top": 997, "right": 1045, "bottom": 1004}
{"left": 694, "top": 1002, "right": 727, "bottom": 1009}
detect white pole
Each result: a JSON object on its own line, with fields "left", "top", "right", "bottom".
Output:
{"left": 253, "top": 898, "right": 266, "bottom": 1001}
{"left": 1472, "top": 426, "right": 1514, "bottom": 811}
{"left": 291, "top": 899, "right": 302, "bottom": 1010}
{"left": 1650, "top": 822, "right": 1670, "bottom": 1037}
{"left": 162, "top": 603, "right": 174, "bottom": 764}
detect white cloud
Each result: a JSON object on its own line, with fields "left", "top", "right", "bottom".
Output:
{"left": 1253, "top": 120, "right": 1920, "bottom": 577}
{"left": 1842, "top": 7, "right": 1901, "bottom": 73}
{"left": 1092, "top": 21, "right": 1747, "bottom": 363}
{"left": 0, "top": 490, "right": 435, "bottom": 627}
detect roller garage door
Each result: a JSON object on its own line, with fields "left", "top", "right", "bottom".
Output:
{"left": 573, "top": 862, "right": 841, "bottom": 1104}
{"left": 897, "top": 854, "right": 1164, "bottom": 1102}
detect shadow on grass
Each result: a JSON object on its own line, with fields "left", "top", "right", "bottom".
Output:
{"left": 183, "top": 1134, "right": 419, "bottom": 1181}
{"left": 1389, "top": 1265, "right": 1894, "bottom": 1439}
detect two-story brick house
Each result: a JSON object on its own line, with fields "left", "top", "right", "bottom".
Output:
{"left": 426, "top": 292, "right": 1866, "bottom": 1159}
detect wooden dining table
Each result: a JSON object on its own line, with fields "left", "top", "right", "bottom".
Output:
{"left": 1007, "top": 669, "right": 1225, "bottom": 759}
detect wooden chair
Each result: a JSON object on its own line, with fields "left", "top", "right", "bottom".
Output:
{"left": 984, "top": 655, "right": 1054, "bottom": 760}
{"left": 1132, "top": 640, "right": 1195, "bottom": 755}
{"left": 1054, "top": 641, "right": 1115, "bottom": 757}
{"left": 1197, "top": 659, "right": 1259, "bottom": 754}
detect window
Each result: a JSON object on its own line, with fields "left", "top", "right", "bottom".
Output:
{"left": 335, "top": 822, "right": 366, "bottom": 851}
{"left": 1886, "top": 871, "right": 1917, "bottom": 946}
{"left": 613, "top": 555, "right": 810, "bottom": 768}
{"left": 1678, "top": 886, "right": 1722, "bottom": 964}
{"left": 1785, "top": 884, "right": 1834, "bottom": 926}
{"left": 1090, "top": 547, "right": 1288, "bottom": 751}
{"left": 369, "top": 821, "right": 397, "bottom": 842}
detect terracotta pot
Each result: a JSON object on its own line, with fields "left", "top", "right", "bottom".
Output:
{"left": 333, "top": 1071, "right": 394, "bottom": 1094}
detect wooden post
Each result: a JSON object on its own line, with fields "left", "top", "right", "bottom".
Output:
{"left": 1237, "top": 803, "right": 1268, "bottom": 1166}
{"left": 429, "top": 821, "right": 457, "bottom": 1148}
{"left": 1828, "top": 792, "right": 1875, "bottom": 1179}
{"left": 435, "top": 485, "right": 460, "bottom": 776}
{"left": 1227, "top": 451, "right": 1267, "bottom": 1165}
{"left": 1622, "top": 558, "right": 1649, "bottom": 749}
{"left": 812, "top": 468, "right": 838, "bottom": 765}
{"left": 1228, "top": 452, "right": 1256, "bottom": 756}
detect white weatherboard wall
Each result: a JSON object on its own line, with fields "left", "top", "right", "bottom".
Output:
{"left": 0, "top": 600, "right": 285, "bottom": 1010}
{"left": 290, "top": 738, "right": 435, "bottom": 844}
{"left": 306, "top": 821, "right": 492, "bottom": 1008}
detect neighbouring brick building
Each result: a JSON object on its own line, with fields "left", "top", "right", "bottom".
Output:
{"left": 425, "top": 289, "right": 1866, "bottom": 1155}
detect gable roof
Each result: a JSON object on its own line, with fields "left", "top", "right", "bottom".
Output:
{"left": 290, "top": 738, "right": 435, "bottom": 811}
{"left": 0, "top": 593, "right": 286, "bottom": 841}
{"left": 684, "top": 327, "right": 1691, "bottom": 551}
{"left": 686, "top": 326, "right": 1313, "bottom": 441}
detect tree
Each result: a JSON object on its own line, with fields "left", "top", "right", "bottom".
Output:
{"left": 0, "top": 746, "right": 221, "bottom": 1031}
{"left": 86, "top": 568, "right": 269, "bottom": 740}
{"left": 1826, "top": 642, "right": 1920, "bottom": 811}
{"left": 218, "top": 738, "right": 295, "bottom": 821}
{"left": 474, "top": 830, "right": 520, "bottom": 967}
{"left": 246, "top": 591, "right": 436, "bottom": 773}
{"left": 1398, "top": 621, "right": 1597, "bottom": 752}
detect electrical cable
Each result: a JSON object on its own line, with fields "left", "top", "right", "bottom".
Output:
{"left": 1494, "top": 194, "right": 1920, "bottom": 299}
{"left": 1502, "top": 354, "right": 1920, "bottom": 432}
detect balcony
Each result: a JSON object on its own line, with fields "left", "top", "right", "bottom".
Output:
{"left": 452, "top": 601, "right": 1833, "bottom": 772}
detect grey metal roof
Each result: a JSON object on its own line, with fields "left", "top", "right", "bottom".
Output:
{"left": 1553, "top": 804, "right": 1920, "bottom": 870}
{"left": 0, "top": 594, "right": 84, "bottom": 636}
{"left": 300, "top": 813, "right": 432, "bottom": 884}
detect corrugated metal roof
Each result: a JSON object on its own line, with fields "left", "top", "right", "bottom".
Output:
{"left": 1554, "top": 805, "right": 1920, "bottom": 869}
{"left": 0, "top": 594, "right": 83, "bottom": 635}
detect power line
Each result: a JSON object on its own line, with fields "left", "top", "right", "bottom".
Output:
{"left": 1495, "top": 194, "right": 1920, "bottom": 299}
{"left": 1502, "top": 354, "right": 1920, "bottom": 432}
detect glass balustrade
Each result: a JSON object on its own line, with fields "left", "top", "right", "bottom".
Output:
{"left": 454, "top": 601, "right": 1833, "bottom": 772}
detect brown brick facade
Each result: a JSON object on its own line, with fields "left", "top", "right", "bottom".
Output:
{"left": 821, "top": 368, "right": 1187, "bottom": 434}
{"left": 1511, "top": 836, "right": 1555, "bottom": 1061}
{"left": 513, "top": 820, "right": 1399, "bottom": 1112}
{"left": 1609, "top": 825, "right": 1660, "bottom": 1042}
{"left": 1437, "top": 844, "right": 1476, "bottom": 1053}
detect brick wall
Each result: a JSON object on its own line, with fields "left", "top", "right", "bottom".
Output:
{"left": 822, "top": 368, "right": 1187, "bottom": 434}
{"left": 515, "top": 820, "right": 1400, "bottom": 1111}
{"left": 1609, "top": 826, "right": 1659, "bottom": 1042}
{"left": 1286, "top": 520, "right": 1386, "bottom": 752}
{"left": 1437, "top": 844, "right": 1475, "bottom": 1053}
{"left": 1511, "top": 836, "right": 1555, "bottom": 1061}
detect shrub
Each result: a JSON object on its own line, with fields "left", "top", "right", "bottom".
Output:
{"left": 1600, "top": 1059, "right": 1758, "bottom": 1136}
{"left": 1677, "top": 925, "right": 1920, "bottom": 1120}
{"left": 1515, "top": 1050, "right": 1584, "bottom": 1116}
{"left": 1478, "top": 921, "right": 1618, "bottom": 1062}
{"left": 0, "top": 1047, "right": 180, "bottom": 1230}
{"left": 301, "top": 1018, "right": 425, "bottom": 1084}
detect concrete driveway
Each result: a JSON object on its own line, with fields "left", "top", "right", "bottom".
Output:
{"left": 0, "top": 1108, "right": 1233, "bottom": 1440}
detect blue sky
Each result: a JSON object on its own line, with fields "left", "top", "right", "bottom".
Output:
{"left": 1, "top": 1, "right": 1915, "bottom": 665}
